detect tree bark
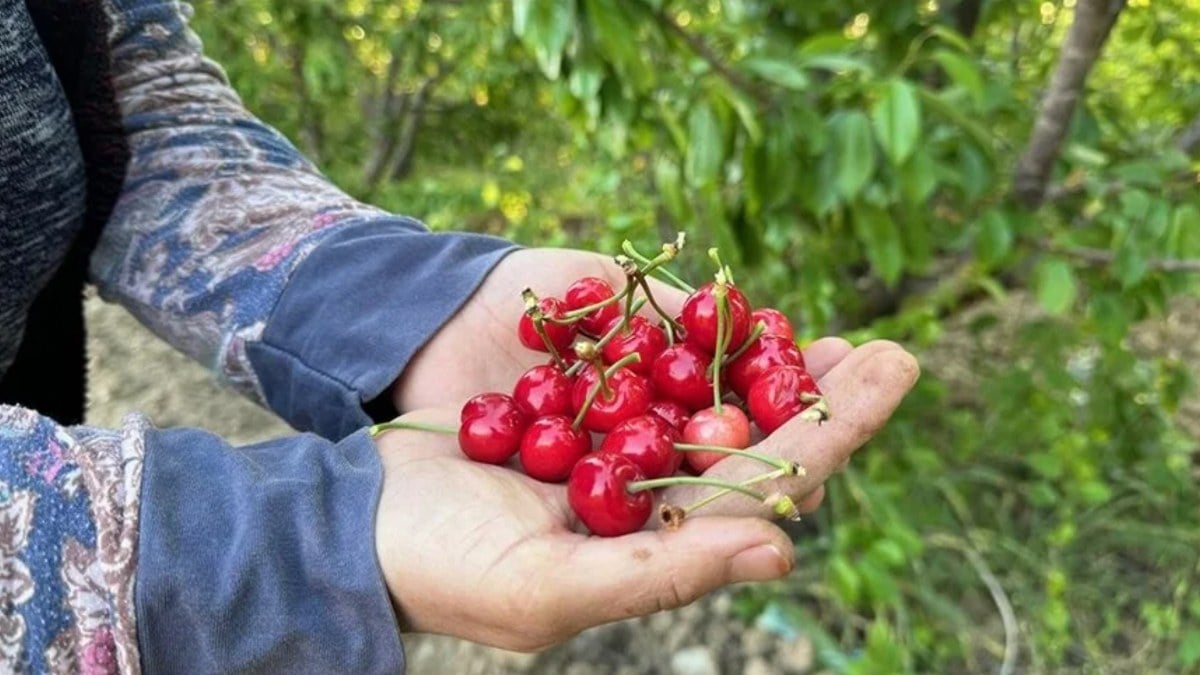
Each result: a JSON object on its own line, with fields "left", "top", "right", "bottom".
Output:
{"left": 1177, "top": 113, "right": 1200, "bottom": 156}
{"left": 1011, "top": 0, "right": 1125, "bottom": 209}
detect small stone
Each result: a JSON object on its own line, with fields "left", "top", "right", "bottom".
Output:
{"left": 777, "top": 636, "right": 816, "bottom": 674}
{"left": 564, "top": 662, "right": 599, "bottom": 675}
{"left": 713, "top": 593, "right": 734, "bottom": 616}
{"left": 492, "top": 648, "right": 539, "bottom": 670}
{"left": 743, "top": 656, "right": 781, "bottom": 675}
{"left": 671, "top": 646, "right": 720, "bottom": 675}
{"left": 740, "top": 629, "right": 774, "bottom": 657}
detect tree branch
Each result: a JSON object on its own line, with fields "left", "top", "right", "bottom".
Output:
{"left": 1012, "top": 0, "right": 1126, "bottom": 209}
{"left": 1037, "top": 240, "right": 1200, "bottom": 272}
{"left": 1177, "top": 113, "right": 1200, "bottom": 156}
{"left": 650, "top": 9, "right": 766, "bottom": 104}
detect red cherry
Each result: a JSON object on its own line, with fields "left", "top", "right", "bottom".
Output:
{"left": 725, "top": 335, "right": 806, "bottom": 400}
{"left": 458, "top": 393, "right": 528, "bottom": 464}
{"left": 567, "top": 452, "right": 653, "bottom": 537}
{"left": 518, "top": 297, "right": 578, "bottom": 353}
{"left": 680, "top": 282, "right": 752, "bottom": 355}
{"left": 599, "top": 415, "right": 681, "bottom": 478}
{"left": 682, "top": 405, "right": 751, "bottom": 473}
{"left": 647, "top": 400, "right": 690, "bottom": 433}
{"left": 519, "top": 416, "right": 591, "bottom": 482}
{"left": 512, "top": 365, "right": 573, "bottom": 418}
{"left": 751, "top": 308, "right": 795, "bottom": 342}
{"left": 650, "top": 343, "right": 714, "bottom": 410}
{"left": 600, "top": 316, "right": 667, "bottom": 376}
{"left": 565, "top": 277, "right": 622, "bottom": 337}
{"left": 747, "top": 365, "right": 824, "bottom": 435}
{"left": 571, "top": 366, "right": 653, "bottom": 432}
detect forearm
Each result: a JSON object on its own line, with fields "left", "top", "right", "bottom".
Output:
{"left": 92, "top": 1, "right": 515, "bottom": 439}
{"left": 0, "top": 404, "right": 404, "bottom": 673}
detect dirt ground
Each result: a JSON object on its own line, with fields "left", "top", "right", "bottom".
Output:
{"left": 84, "top": 291, "right": 1198, "bottom": 674}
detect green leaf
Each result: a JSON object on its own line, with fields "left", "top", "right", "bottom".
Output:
{"left": 869, "top": 539, "right": 907, "bottom": 568}
{"left": 654, "top": 157, "right": 689, "bottom": 222}
{"left": 1179, "top": 629, "right": 1200, "bottom": 668}
{"left": 899, "top": 147, "right": 939, "bottom": 204}
{"left": 832, "top": 111, "right": 876, "bottom": 199}
{"left": 584, "top": 0, "right": 652, "bottom": 91}
{"left": 741, "top": 57, "right": 810, "bottom": 91}
{"left": 852, "top": 203, "right": 905, "bottom": 286}
{"left": 719, "top": 86, "right": 763, "bottom": 143}
{"left": 1169, "top": 204, "right": 1200, "bottom": 258}
{"left": 977, "top": 209, "right": 1013, "bottom": 267}
{"left": 685, "top": 100, "right": 724, "bottom": 187}
{"left": 931, "top": 49, "right": 984, "bottom": 107}
{"left": 800, "top": 53, "right": 874, "bottom": 75}
{"left": 513, "top": 0, "right": 575, "bottom": 79}
{"left": 872, "top": 79, "right": 921, "bottom": 165}
{"left": 828, "top": 556, "right": 861, "bottom": 605}
{"left": 1114, "top": 244, "right": 1148, "bottom": 288}
{"left": 1034, "top": 257, "right": 1078, "bottom": 315}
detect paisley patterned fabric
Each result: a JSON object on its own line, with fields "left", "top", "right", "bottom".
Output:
{"left": 0, "top": 406, "right": 142, "bottom": 674}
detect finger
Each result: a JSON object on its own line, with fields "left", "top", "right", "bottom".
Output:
{"left": 549, "top": 517, "right": 793, "bottom": 630}
{"left": 660, "top": 340, "right": 920, "bottom": 517}
{"left": 802, "top": 336, "right": 853, "bottom": 379}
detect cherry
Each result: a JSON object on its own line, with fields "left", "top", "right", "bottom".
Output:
{"left": 647, "top": 399, "right": 690, "bottom": 433}
{"left": 751, "top": 308, "right": 795, "bottom": 342}
{"left": 565, "top": 277, "right": 622, "bottom": 337}
{"left": 747, "top": 365, "right": 825, "bottom": 435}
{"left": 650, "top": 343, "right": 714, "bottom": 411}
{"left": 726, "top": 335, "right": 806, "bottom": 400}
{"left": 571, "top": 365, "right": 653, "bottom": 432}
{"left": 599, "top": 415, "right": 681, "bottom": 478}
{"left": 458, "top": 393, "right": 528, "bottom": 464}
{"left": 600, "top": 315, "right": 667, "bottom": 376}
{"left": 518, "top": 297, "right": 577, "bottom": 353}
{"left": 680, "top": 282, "right": 752, "bottom": 355}
{"left": 512, "top": 365, "right": 573, "bottom": 418}
{"left": 567, "top": 452, "right": 653, "bottom": 537}
{"left": 519, "top": 416, "right": 591, "bottom": 482}
{"left": 682, "top": 405, "right": 751, "bottom": 473}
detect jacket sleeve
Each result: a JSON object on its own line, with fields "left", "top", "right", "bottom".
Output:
{"left": 91, "top": 0, "right": 516, "bottom": 440}
{"left": 0, "top": 404, "right": 405, "bottom": 674}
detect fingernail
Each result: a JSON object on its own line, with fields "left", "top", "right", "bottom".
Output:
{"left": 730, "top": 544, "right": 792, "bottom": 582}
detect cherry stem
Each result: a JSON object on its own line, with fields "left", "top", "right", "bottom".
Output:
{"left": 711, "top": 286, "right": 729, "bottom": 413}
{"left": 637, "top": 276, "right": 683, "bottom": 333}
{"left": 627, "top": 475, "right": 768, "bottom": 502}
{"left": 673, "top": 443, "right": 804, "bottom": 475}
{"left": 621, "top": 240, "right": 695, "bottom": 293}
{"left": 369, "top": 419, "right": 457, "bottom": 437}
{"left": 594, "top": 297, "right": 647, "bottom": 351}
{"left": 708, "top": 247, "right": 734, "bottom": 286}
{"left": 571, "top": 352, "right": 642, "bottom": 430}
{"left": 725, "top": 321, "right": 766, "bottom": 363}
{"left": 679, "top": 468, "right": 786, "bottom": 514}
{"left": 559, "top": 289, "right": 630, "bottom": 321}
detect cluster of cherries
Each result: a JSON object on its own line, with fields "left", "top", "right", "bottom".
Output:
{"left": 383, "top": 238, "right": 828, "bottom": 536}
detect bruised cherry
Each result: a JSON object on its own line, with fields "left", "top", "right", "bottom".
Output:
{"left": 650, "top": 343, "right": 714, "bottom": 411}
{"left": 599, "top": 414, "right": 681, "bottom": 478}
{"left": 518, "top": 297, "right": 577, "bottom": 353}
{"left": 725, "top": 335, "right": 806, "bottom": 400}
{"left": 680, "top": 282, "right": 752, "bottom": 355}
{"left": 747, "top": 365, "right": 825, "bottom": 435}
{"left": 512, "top": 365, "right": 573, "bottom": 418}
{"left": 567, "top": 452, "right": 653, "bottom": 536}
{"left": 565, "top": 277, "right": 622, "bottom": 337}
{"left": 458, "top": 393, "right": 528, "bottom": 464}
{"left": 751, "top": 308, "right": 795, "bottom": 342}
{"left": 519, "top": 416, "right": 591, "bottom": 482}
{"left": 682, "top": 405, "right": 751, "bottom": 473}
{"left": 647, "top": 399, "right": 690, "bottom": 433}
{"left": 600, "top": 316, "right": 667, "bottom": 376}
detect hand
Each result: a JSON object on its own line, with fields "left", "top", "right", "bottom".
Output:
{"left": 372, "top": 342, "right": 917, "bottom": 651}
{"left": 392, "top": 248, "right": 684, "bottom": 412}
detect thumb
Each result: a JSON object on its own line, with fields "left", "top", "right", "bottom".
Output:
{"left": 552, "top": 517, "right": 794, "bottom": 630}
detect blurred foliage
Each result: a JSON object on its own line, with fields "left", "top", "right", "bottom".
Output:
{"left": 192, "top": 0, "right": 1200, "bottom": 671}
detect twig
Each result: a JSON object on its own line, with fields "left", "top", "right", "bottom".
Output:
{"left": 649, "top": 8, "right": 766, "bottom": 104}
{"left": 1035, "top": 239, "right": 1200, "bottom": 273}
{"left": 927, "top": 533, "right": 1019, "bottom": 675}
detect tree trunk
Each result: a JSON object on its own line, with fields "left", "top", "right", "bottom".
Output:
{"left": 952, "top": 0, "right": 984, "bottom": 39}
{"left": 1012, "top": 0, "right": 1125, "bottom": 209}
